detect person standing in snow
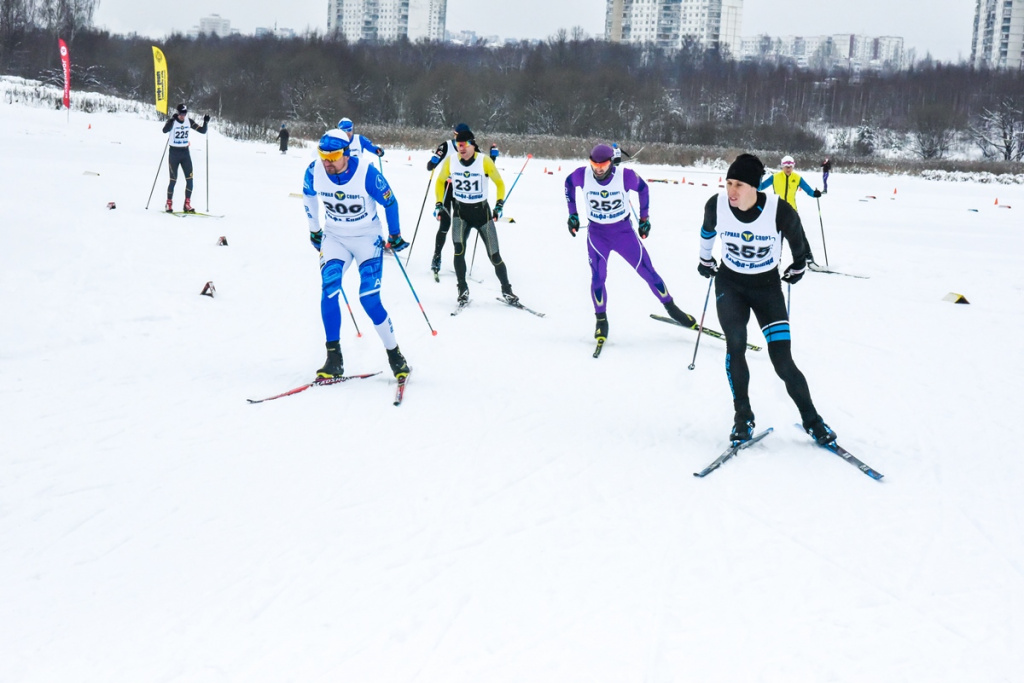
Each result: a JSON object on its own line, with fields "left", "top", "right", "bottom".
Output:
{"left": 302, "top": 129, "right": 410, "bottom": 381}
{"left": 426, "top": 123, "right": 477, "bottom": 278}
{"left": 758, "top": 155, "right": 820, "bottom": 211}
{"left": 489, "top": 143, "right": 500, "bottom": 161}
{"left": 564, "top": 143, "right": 696, "bottom": 344}
{"left": 821, "top": 157, "right": 831, "bottom": 194}
{"left": 434, "top": 125, "right": 518, "bottom": 307}
{"left": 277, "top": 123, "right": 290, "bottom": 154}
{"left": 696, "top": 153, "right": 836, "bottom": 446}
{"left": 336, "top": 117, "right": 385, "bottom": 159}
{"left": 162, "top": 103, "right": 208, "bottom": 213}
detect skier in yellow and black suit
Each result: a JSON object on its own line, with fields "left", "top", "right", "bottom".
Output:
{"left": 434, "top": 126, "right": 518, "bottom": 308}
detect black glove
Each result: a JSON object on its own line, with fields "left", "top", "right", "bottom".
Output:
{"left": 638, "top": 217, "right": 651, "bottom": 239}
{"left": 813, "top": 189, "right": 821, "bottom": 198}
{"left": 375, "top": 147, "right": 385, "bottom": 158}
{"left": 433, "top": 202, "right": 444, "bottom": 220}
{"left": 310, "top": 230, "right": 323, "bottom": 251}
{"left": 697, "top": 257, "right": 718, "bottom": 278}
{"left": 386, "top": 234, "right": 408, "bottom": 252}
{"left": 567, "top": 213, "right": 580, "bottom": 236}
{"left": 203, "top": 114, "right": 210, "bottom": 123}
{"left": 492, "top": 199, "right": 504, "bottom": 220}
{"left": 426, "top": 160, "right": 438, "bottom": 171}
{"left": 782, "top": 263, "right": 805, "bottom": 284}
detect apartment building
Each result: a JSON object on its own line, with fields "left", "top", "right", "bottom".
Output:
{"left": 327, "top": 0, "right": 446, "bottom": 42}
{"left": 972, "top": 0, "right": 1024, "bottom": 68}
{"left": 605, "top": 0, "right": 743, "bottom": 53}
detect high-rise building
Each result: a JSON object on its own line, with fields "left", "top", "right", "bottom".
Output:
{"left": 328, "top": 0, "right": 446, "bottom": 42}
{"left": 605, "top": 0, "right": 742, "bottom": 53}
{"left": 972, "top": 0, "right": 1024, "bottom": 69}
{"left": 198, "top": 14, "right": 231, "bottom": 37}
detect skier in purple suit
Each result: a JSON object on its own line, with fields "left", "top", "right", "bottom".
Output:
{"left": 564, "top": 144, "right": 697, "bottom": 343}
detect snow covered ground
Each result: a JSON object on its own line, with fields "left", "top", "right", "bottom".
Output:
{"left": 3, "top": 98, "right": 1024, "bottom": 683}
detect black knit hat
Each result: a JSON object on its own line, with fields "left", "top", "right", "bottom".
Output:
{"left": 726, "top": 153, "right": 765, "bottom": 188}
{"left": 455, "top": 129, "right": 475, "bottom": 143}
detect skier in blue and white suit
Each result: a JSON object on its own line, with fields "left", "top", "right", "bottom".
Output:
{"left": 303, "top": 129, "right": 410, "bottom": 380}
{"left": 337, "top": 117, "right": 385, "bottom": 158}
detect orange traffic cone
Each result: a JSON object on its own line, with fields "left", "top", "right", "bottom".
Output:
{"left": 995, "top": 197, "right": 999, "bottom": 205}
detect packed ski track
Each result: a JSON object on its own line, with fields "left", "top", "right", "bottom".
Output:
{"left": 3, "top": 97, "right": 1024, "bottom": 682}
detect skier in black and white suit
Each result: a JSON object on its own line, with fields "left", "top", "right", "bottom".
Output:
{"left": 161, "top": 102, "right": 208, "bottom": 213}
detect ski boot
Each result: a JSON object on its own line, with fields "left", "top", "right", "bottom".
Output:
{"left": 430, "top": 253, "right": 441, "bottom": 276}
{"left": 730, "top": 407, "right": 755, "bottom": 444}
{"left": 664, "top": 299, "right": 697, "bottom": 328}
{"left": 501, "top": 284, "right": 520, "bottom": 306}
{"left": 595, "top": 313, "right": 609, "bottom": 341}
{"left": 386, "top": 345, "right": 410, "bottom": 379}
{"left": 165, "top": 198, "right": 173, "bottom": 213}
{"left": 183, "top": 197, "right": 195, "bottom": 214}
{"left": 317, "top": 341, "right": 344, "bottom": 378}
{"left": 457, "top": 283, "right": 470, "bottom": 306}
{"left": 804, "top": 417, "right": 837, "bottom": 445}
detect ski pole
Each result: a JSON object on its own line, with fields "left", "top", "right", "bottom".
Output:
{"left": 468, "top": 231, "right": 480, "bottom": 277}
{"left": 688, "top": 276, "right": 715, "bottom": 371}
{"left": 390, "top": 248, "right": 438, "bottom": 336}
{"left": 502, "top": 153, "right": 533, "bottom": 205}
{"left": 206, "top": 124, "right": 210, "bottom": 212}
{"left": 339, "top": 284, "right": 363, "bottom": 338}
{"left": 816, "top": 196, "right": 829, "bottom": 268}
{"left": 145, "top": 139, "right": 170, "bottom": 209}
{"left": 404, "top": 170, "right": 435, "bottom": 266}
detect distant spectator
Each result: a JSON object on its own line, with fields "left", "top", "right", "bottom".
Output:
{"left": 821, "top": 157, "right": 831, "bottom": 193}
{"left": 490, "top": 143, "right": 499, "bottom": 161}
{"left": 278, "top": 123, "right": 290, "bottom": 154}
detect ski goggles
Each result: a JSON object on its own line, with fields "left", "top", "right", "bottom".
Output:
{"left": 455, "top": 140, "right": 473, "bottom": 150}
{"left": 589, "top": 158, "right": 612, "bottom": 174}
{"left": 318, "top": 146, "right": 351, "bottom": 162}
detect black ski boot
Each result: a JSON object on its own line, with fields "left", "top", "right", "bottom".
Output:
{"left": 595, "top": 313, "right": 609, "bottom": 341}
{"left": 457, "top": 283, "right": 470, "bottom": 305}
{"left": 664, "top": 299, "right": 697, "bottom": 328}
{"left": 430, "top": 253, "right": 441, "bottom": 275}
{"left": 317, "top": 341, "right": 344, "bottom": 378}
{"left": 386, "top": 345, "right": 410, "bottom": 379}
{"left": 730, "top": 409, "right": 755, "bottom": 444}
{"left": 501, "top": 284, "right": 519, "bottom": 306}
{"left": 804, "top": 417, "right": 837, "bottom": 445}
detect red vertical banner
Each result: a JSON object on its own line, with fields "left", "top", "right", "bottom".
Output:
{"left": 58, "top": 39, "right": 70, "bottom": 109}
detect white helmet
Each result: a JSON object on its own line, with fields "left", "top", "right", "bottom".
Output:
{"left": 781, "top": 155, "right": 795, "bottom": 167}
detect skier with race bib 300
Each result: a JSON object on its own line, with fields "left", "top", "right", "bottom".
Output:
{"left": 302, "top": 129, "right": 411, "bottom": 381}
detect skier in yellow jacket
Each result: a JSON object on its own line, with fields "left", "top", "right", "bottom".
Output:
{"left": 433, "top": 126, "right": 517, "bottom": 308}
{"left": 758, "top": 155, "right": 820, "bottom": 211}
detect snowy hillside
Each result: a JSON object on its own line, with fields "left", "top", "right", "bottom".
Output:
{"left": 2, "top": 97, "right": 1024, "bottom": 683}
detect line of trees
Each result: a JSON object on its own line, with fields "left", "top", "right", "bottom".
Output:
{"left": 3, "top": 17, "right": 1024, "bottom": 162}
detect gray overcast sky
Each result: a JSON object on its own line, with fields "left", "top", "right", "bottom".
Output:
{"left": 92, "top": 1, "right": 974, "bottom": 63}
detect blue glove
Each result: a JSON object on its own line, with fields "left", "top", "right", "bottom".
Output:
{"left": 433, "top": 202, "right": 444, "bottom": 220}
{"left": 375, "top": 147, "right": 385, "bottom": 158}
{"left": 386, "top": 234, "right": 409, "bottom": 252}
{"left": 638, "top": 217, "right": 651, "bottom": 239}
{"left": 492, "top": 199, "right": 504, "bottom": 220}
{"left": 310, "top": 230, "right": 323, "bottom": 251}
{"left": 567, "top": 213, "right": 580, "bottom": 236}
{"left": 698, "top": 257, "right": 718, "bottom": 278}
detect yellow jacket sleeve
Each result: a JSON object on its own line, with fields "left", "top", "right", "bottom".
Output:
{"left": 484, "top": 156, "right": 506, "bottom": 202}
{"left": 434, "top": 157, "right": 451, "bottom": 203}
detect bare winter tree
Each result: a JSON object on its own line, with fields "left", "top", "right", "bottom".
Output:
{"left": 969, "top": 98, "right": 1024, "bottom": 161}
{"left": 910, "top": 104, "right": 959, "bottom": 159}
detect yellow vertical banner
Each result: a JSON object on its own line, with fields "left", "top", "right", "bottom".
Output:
{"left": 152, "top": 46, "right": 168, "bottom": 115}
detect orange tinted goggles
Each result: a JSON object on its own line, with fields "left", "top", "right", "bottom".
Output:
{"left": 590, "top": 159, "right": 612, "bottom": 173}
{"left": 318, "top": 147, "right": 350, "bottom": 162}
